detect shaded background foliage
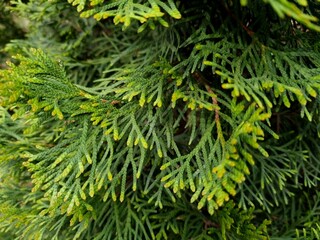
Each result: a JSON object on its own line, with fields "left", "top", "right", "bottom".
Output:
{"left": 0, "top": 0, "right": 320, "bottom": 239}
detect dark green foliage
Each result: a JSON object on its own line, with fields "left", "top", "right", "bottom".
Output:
{"left": 0, "top": 0, "right": 320, "bottom": 239}
{"left": 0, "top": 0, "right": 25, "bottom": 65}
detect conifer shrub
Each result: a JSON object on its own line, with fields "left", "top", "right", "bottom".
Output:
{"left": 0, "top": 0, "right": 320, "bottom": 239}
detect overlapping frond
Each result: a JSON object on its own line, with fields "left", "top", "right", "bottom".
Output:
{"left": 1, "top": 0, "right": 320, "bottom": 239}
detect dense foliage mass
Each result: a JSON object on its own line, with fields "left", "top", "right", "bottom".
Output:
{"left": 0, "top": 0, "right": 320, "bottom": 239}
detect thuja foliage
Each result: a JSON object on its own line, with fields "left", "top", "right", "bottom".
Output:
{"left": 0, "top": 0, "right": 320, "bottom": 239}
